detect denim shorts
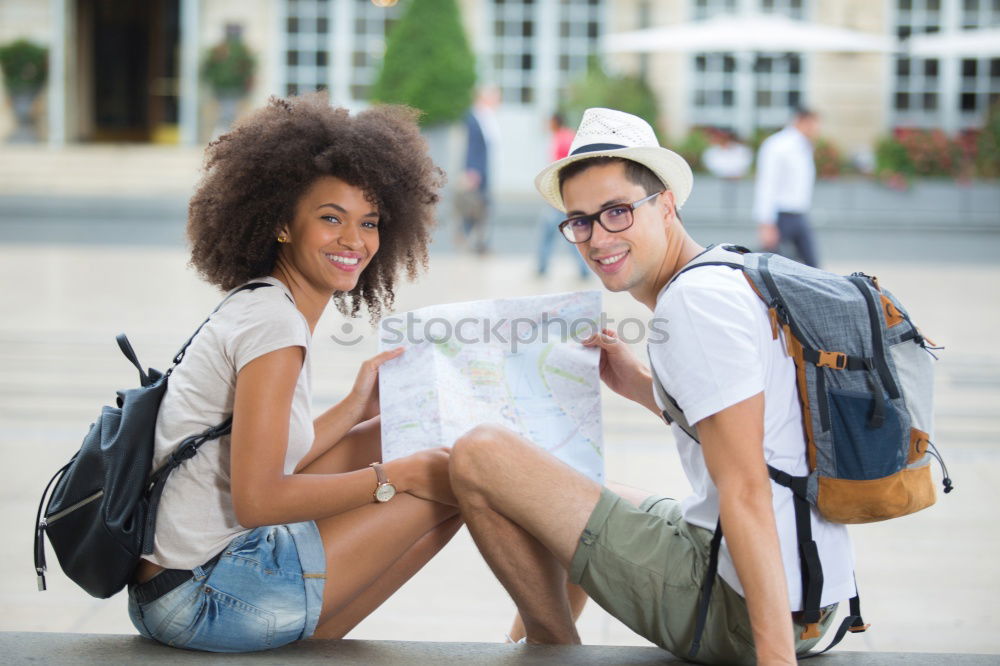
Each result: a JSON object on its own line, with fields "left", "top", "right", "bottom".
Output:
{"left": 128, "top": 521, "right": 326, "bottom": 652}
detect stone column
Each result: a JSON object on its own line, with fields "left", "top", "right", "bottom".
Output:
{"left": 47, "top": 0, "right": 67, "bottom": 146}
{"left": 179, "top": 0, "right": 201, "bottom": 146}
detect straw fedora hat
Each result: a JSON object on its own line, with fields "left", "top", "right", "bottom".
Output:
{"left": 534, "top": 107, "right": 693, "bottom": 213}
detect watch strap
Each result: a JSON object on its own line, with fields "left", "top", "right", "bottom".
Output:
{"left": 369, "top": 462, "right": 388, "bottom": 485}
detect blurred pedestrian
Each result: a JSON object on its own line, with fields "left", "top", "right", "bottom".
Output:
{"left": 753, "top": 108, "right": 821, "bottom": 267}
{"left": 456, "top": 85, "right": 501, "bottom": 254}
{"left": 702, "top": 128, "right": 752, "bottom": 180}
{"left": 536, "top": 112, "right": 588, "bottom": 280}
{"left": 703, "top": 127, "right": 752, "bottom": 216}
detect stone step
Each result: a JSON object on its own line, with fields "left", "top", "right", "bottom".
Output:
{"left": 2, "top": 633, "right": 997, "bottom": 665}
{"left": 0, "top": 146, "right": 203, "bottom": 196}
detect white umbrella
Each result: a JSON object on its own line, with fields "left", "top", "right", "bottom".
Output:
{"left": 603, "top": 13, "right": 895, "bottom": 54}
{"left": 906, "top": 28, "right": 1000, "bottom": 57}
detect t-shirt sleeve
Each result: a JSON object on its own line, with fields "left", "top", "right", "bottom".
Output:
{"left": 225, "top": 293, "right": 309, "bottom": 374}
{"left": 650, "top": 275, "right": 765, "bottom": 426}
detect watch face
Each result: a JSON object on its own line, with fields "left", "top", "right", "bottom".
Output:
{"left": 375, "top": 483, "right": 396, "bottom": 503}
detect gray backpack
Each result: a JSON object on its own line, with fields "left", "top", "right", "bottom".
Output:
{"left": 648, "top": 244, "right": 951, "bottom": 658}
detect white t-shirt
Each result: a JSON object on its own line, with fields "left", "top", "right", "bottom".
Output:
{"left": 752, "top": 125, "right": 815, "bottom": 224}
{"left": 149, "top": 276, "right": 314, "bottom": 569}
{"left": 649, "top": 265, "right": 855, "bottom": 609}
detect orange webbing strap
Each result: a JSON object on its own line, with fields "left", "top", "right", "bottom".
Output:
{"left": 800, "top": 593, "right": 868, "bottom": 659}
{"left": 801, "top": 622, "right": 822, "bottom": 639}
{"left": 783, "top": 326, "right": 818, "bottom": 470}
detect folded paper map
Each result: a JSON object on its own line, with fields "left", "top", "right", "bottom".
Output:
{"left": 378, "top": 291, "right": 605, "bottom": 482}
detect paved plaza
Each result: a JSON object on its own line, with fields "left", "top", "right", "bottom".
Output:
{"left": 0, "top": 223, "right": 998, "bottom": 656}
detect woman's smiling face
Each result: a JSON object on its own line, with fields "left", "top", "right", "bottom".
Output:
{"left": 279, "top": 175, "right": 380, "bottom": 295}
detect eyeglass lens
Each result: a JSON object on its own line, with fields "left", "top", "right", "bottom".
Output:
{"left": 561, "top": 205, "right": 633, "bottom": 243}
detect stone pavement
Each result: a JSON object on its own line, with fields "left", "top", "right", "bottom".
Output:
{"left": 3, "top": 633, "right": 999, "bottom": 665}
{"left": 0, "top": 242, "right": 998, "bottom": 657}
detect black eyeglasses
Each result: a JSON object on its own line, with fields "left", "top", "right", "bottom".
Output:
{"left": 558, "top": 190, "right": 664, "bottom": 244}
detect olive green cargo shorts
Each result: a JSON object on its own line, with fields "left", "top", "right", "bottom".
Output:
{"left": 568, "top": 487, "right": 836, "bottom": 665}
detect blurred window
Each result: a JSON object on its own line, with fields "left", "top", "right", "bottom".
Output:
{"left": 283, "top": 0, "right": 331, "bottom": 97}
{"left": 760, "top": 0, "right": 805, "bottom": 19}
{"left": 349, "top": 0, "right": 402, "bottom": 101}
{"left": 892, "top": 0, "right": 942, "bottom": 128}
{"left": 961, "top": 0, "right": 1000, "bottom": 29}
{"left": 556, "top": 0, "right": 605, "bottom": 100}
{"left": 693, "top": 53, "right": 738, "bottom": 126}
{"left": 690, "top": 1, "right": 805, "bottom": 129}
{"left": 692, "top": 0, "right": 736, "bottom": 20}
{"left": 959, "top": 57, "right": 1000, "bottom": 126}
{"left": 492, "top": 0, "right": 538, "bottom": 105}
{"left": 754, "top": 53, "right": 803, "bottom": 126}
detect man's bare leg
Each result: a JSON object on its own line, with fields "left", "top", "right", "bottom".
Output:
{"left": 503, "top": 481, "right": 658, "bottom": 642}
{"left": 506, "top": 582, "right": 588, "bottom": 643}
{"left": 450, "top": 424, "right": 603, "bottom": 644}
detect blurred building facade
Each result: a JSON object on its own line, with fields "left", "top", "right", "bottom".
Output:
{"left": 1, "top": 0, "right": 997, "bottom": 194}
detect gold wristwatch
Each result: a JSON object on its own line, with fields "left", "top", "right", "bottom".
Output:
{"left": 369, "top": 462, "right": 396, "bottom": 503}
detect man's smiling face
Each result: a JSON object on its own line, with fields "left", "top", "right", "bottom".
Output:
{"left": 560, "top": 160, "right": 674, "bottom": 299}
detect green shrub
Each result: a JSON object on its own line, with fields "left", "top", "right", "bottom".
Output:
{"left": 0, "top": 39, "right": 47, "bottom": 95}
{"left": 813, "top": 138, "right": 843, "bottom": 179}
{"left": 675, "top": 129, "right": 710, "bottom": 172}
{"left": 563, "top": 57, "right": 660, "bottom": 138}
{"left": 875, "top": 134, "right": 915, "bottom": 177}
{"left": 371, "top": 0, "right": 476, "bottom": 126}
{"left": 202, "top": 37, "right": 256, "bottom": 96}
{"left": 976, "top": 100, "right": 1000, "bottom": 178}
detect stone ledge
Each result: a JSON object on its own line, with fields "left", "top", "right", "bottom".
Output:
{"left": 2, "top": 633, "right": 997, "bottom": 665}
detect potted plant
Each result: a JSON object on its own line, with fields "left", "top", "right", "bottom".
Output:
{"left": 202, "top": 34, "right": 256, "bottom": 133}
{"left": 0, "top": 38, "right": 48, "bottom": 143}
{"left": 371, "top": 0, "right": 476, "bottom": 128}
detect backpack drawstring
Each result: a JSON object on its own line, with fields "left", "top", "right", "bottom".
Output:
{"left": 926, "top": 440, "right": 954, "bottom": 494}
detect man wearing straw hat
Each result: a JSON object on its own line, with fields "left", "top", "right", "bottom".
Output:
{"left": 450, "top": 108, "right": 854, "bottom": 665}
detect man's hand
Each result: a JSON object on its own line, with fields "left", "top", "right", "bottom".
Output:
{"left": 758, "top": 223, "right": 779, "bottom": 251}
{"left": 582, "top": 329, "right": 659, "bottom": 415}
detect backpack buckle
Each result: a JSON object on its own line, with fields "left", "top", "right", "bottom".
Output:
{"left": 817, "top": 350, "right": 847, "bottom": 370}
{"left": 799, "top": 622, "right": 821, "bottom": 640}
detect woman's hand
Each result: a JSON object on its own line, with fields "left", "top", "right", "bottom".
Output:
{"left": 394, "top": 447, "right": 457, "bottom": 507}
{"left": 345, "top": 346, "right": 404, "bottom": 423}
{"left": 582, "top": 329, "right": 659, "bottom": 414}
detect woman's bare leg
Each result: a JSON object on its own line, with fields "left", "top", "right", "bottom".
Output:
{"left": 311, "top": 513, "right": 463, "bottom": 638}
{"left": 297, "top": 414, "right": 462, "bottom": 637}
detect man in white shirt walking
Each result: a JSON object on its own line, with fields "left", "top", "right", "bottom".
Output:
{"left": 753, "top": 108, "right": 821, "bottom": 267}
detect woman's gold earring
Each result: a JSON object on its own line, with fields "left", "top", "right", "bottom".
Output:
{"left": 277, "top": 234, "right": 289, "bottom": 243}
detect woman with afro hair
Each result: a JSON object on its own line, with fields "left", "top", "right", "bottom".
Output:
{"left": 127, "top": 93, "right": 457, "bottom": 652}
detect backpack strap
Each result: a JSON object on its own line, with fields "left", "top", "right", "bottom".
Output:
{"left": 768, "top": 466, "right": 825, "bottom": 639}
{"left": 799, "top": 590, "right": 869, "bottom": 659}
{"left": 34, "top": 459, "right": 75, "bottom": 591}
{"left": 141, "top": 419, "right": 235, "bottom": 554}
{"left": 688, "top": 517, "right": 723, "bottom": 659}
{"left": 658, "top": 243, "right": 750, "bottom": 296}
{"left": 648, "top": 356, "right": 699, "bottom": 443}
{"left": 116, "top": 335, "right": 150, "bottom": 386}
{"left": 647, "top": 243, "right": 750, "bottom": 442}
{"left": 168, "top": 281, "right": 274, "bottom": 370}
{"left": 139, "top": 280, "right": 274, "bottom": 553}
